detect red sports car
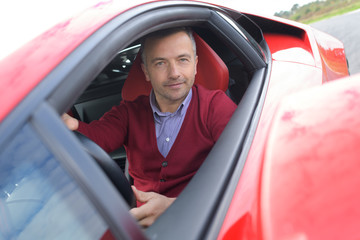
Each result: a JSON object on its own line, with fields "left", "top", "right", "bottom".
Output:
{"left": 0, "top": 1, "right": 358, "bottom": 239}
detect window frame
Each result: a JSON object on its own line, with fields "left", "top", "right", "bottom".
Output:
{"left": 0, "top": 2, "right": 271, "bottom": 239}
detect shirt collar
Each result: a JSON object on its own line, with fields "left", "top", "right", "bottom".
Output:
{"left": 150, "top": 88, "right": 193, "bottom": 120}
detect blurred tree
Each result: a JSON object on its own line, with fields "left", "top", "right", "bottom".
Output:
{"left": 291, "top": 4, "right": 300, "bottom": 12}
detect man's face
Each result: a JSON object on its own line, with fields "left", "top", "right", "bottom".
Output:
{"left": 141, "top": 31, "right": 198, "bottom": 112}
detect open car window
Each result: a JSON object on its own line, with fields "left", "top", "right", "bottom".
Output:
{"left": 39, "top": 3, "right": 269, "bottom": 239}
{"left": 70, "top": 24, "right": 261, "bottom": 173}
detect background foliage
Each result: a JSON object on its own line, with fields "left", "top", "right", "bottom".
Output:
{"left": 275, "top": 0, "right": 360, "bottom": 23}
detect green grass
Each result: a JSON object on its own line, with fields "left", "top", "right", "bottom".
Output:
{"left": 275, "top": 0, "right": 360, "bottom": 24}
{"left": 303, "top": 3, "right": 360, "bottom": 24}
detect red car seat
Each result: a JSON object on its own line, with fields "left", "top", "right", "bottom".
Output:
{"left": 121, "top": 33, "right": 229, "bottom": 101}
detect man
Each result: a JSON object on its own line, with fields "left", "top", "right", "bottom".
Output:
{"left": 63, "top": 27, "right": 237, "bottom": 227}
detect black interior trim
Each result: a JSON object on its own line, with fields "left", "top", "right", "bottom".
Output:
{"left": 245, "top": 13, "right": 306, "bottom": 37}
{"left": 207, "top": 11, "right": 266, "bottom": 71}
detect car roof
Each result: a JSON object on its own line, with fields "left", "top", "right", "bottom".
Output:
{"left": 0, "top": 1, "right": 148, "bottom": 122}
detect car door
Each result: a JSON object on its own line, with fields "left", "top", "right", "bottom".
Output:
{"left": 0, "top": 1, "right": 270, "bottom": 239}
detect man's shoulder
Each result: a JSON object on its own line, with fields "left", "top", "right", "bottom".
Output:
{"left": 192, "top": 84, "right": 237, "bottom": 112}
{"left": 120, "top": 94, "right": 151, "bottom": 113}
{"left": 124, "top": 94, "right": 149, "bottom": 105}
{"left": 193, "top": 84, "right": 229, "bottom": 101}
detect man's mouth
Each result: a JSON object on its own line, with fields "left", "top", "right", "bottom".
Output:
{"left": 165, "top": 81, "right": 185, "bottom": 89}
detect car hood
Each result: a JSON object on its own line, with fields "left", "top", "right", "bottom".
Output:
{"left": 260, "top": 73, "right": 360, "bottom": 240}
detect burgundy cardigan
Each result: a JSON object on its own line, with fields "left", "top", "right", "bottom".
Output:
{"left": 78, "top": 84, "right": 237, "bottom": 197}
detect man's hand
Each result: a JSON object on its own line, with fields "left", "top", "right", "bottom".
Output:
{"left": 62, "top": 113, "right": 79, "bottom": 131}
{"left": 130, "top": 186, "right": 176, "bottom": 227}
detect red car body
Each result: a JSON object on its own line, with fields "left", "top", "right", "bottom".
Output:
{"left": 219, "top": 15, "right": 357, "bottom": 240}
{"left": 220, "top": 74, "right": 360, "bottom": 239}
{"left": 0, "top": 1, "right": 357, "bottom": 239}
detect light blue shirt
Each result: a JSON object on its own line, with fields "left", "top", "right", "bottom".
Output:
{"left": 150, "top": 89, "right": 192, "bottom": 157}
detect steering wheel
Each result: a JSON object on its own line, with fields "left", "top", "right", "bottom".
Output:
{"left": 74, "top": 131, "right": 135, "bottom": 207}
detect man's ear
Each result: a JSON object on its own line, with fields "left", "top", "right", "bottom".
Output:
{"left": 141, "top": 63, "right": 151, "bottom": 82}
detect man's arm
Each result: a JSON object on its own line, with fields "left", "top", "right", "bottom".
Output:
{"left": 208, "top": 91, "right": 237, "bottom": 141}
{"left": 130, "top": 186, "right": 176, "bottom": 228}
{"left": 62, "top": 114, "right": 175, "bottom": 228}
{"left": 62, "top": 102, "right": 129, "bottom": 153}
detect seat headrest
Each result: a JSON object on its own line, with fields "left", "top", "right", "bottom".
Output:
{"left": 122, "top": 33, "right": 229, "bottom": 101}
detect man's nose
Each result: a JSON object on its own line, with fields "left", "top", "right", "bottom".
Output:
{"left": 168, "top": 62, "right": 180, "bottom": 79}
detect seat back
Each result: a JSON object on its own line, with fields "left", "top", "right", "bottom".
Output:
{"left": 122, "top": 33, "right": 229, "bottom": 101}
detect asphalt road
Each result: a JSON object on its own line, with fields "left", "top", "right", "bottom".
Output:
{"left": 311, "top": 9, "right": 360, "bottom": 75}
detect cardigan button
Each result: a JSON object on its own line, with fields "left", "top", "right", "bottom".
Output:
{"left": 162, "top": 161, "right": 168, "bottom": 167}
{"left": 160, "top": 179, "right": 166, "bottom": 182}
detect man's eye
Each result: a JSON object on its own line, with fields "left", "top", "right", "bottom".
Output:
{"left": 155, "top": 61, "right": 164, "bottom": 66}
{"left": 180, "top": 58, "right": 189, "bottom": 62}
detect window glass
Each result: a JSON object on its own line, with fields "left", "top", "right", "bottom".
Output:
{"left": 0, "top": 124, "right": 107, "bottom": 240}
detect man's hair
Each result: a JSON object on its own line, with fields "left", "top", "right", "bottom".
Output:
{"left": 140, "top": 27, "right": 196, "bottom": 66}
